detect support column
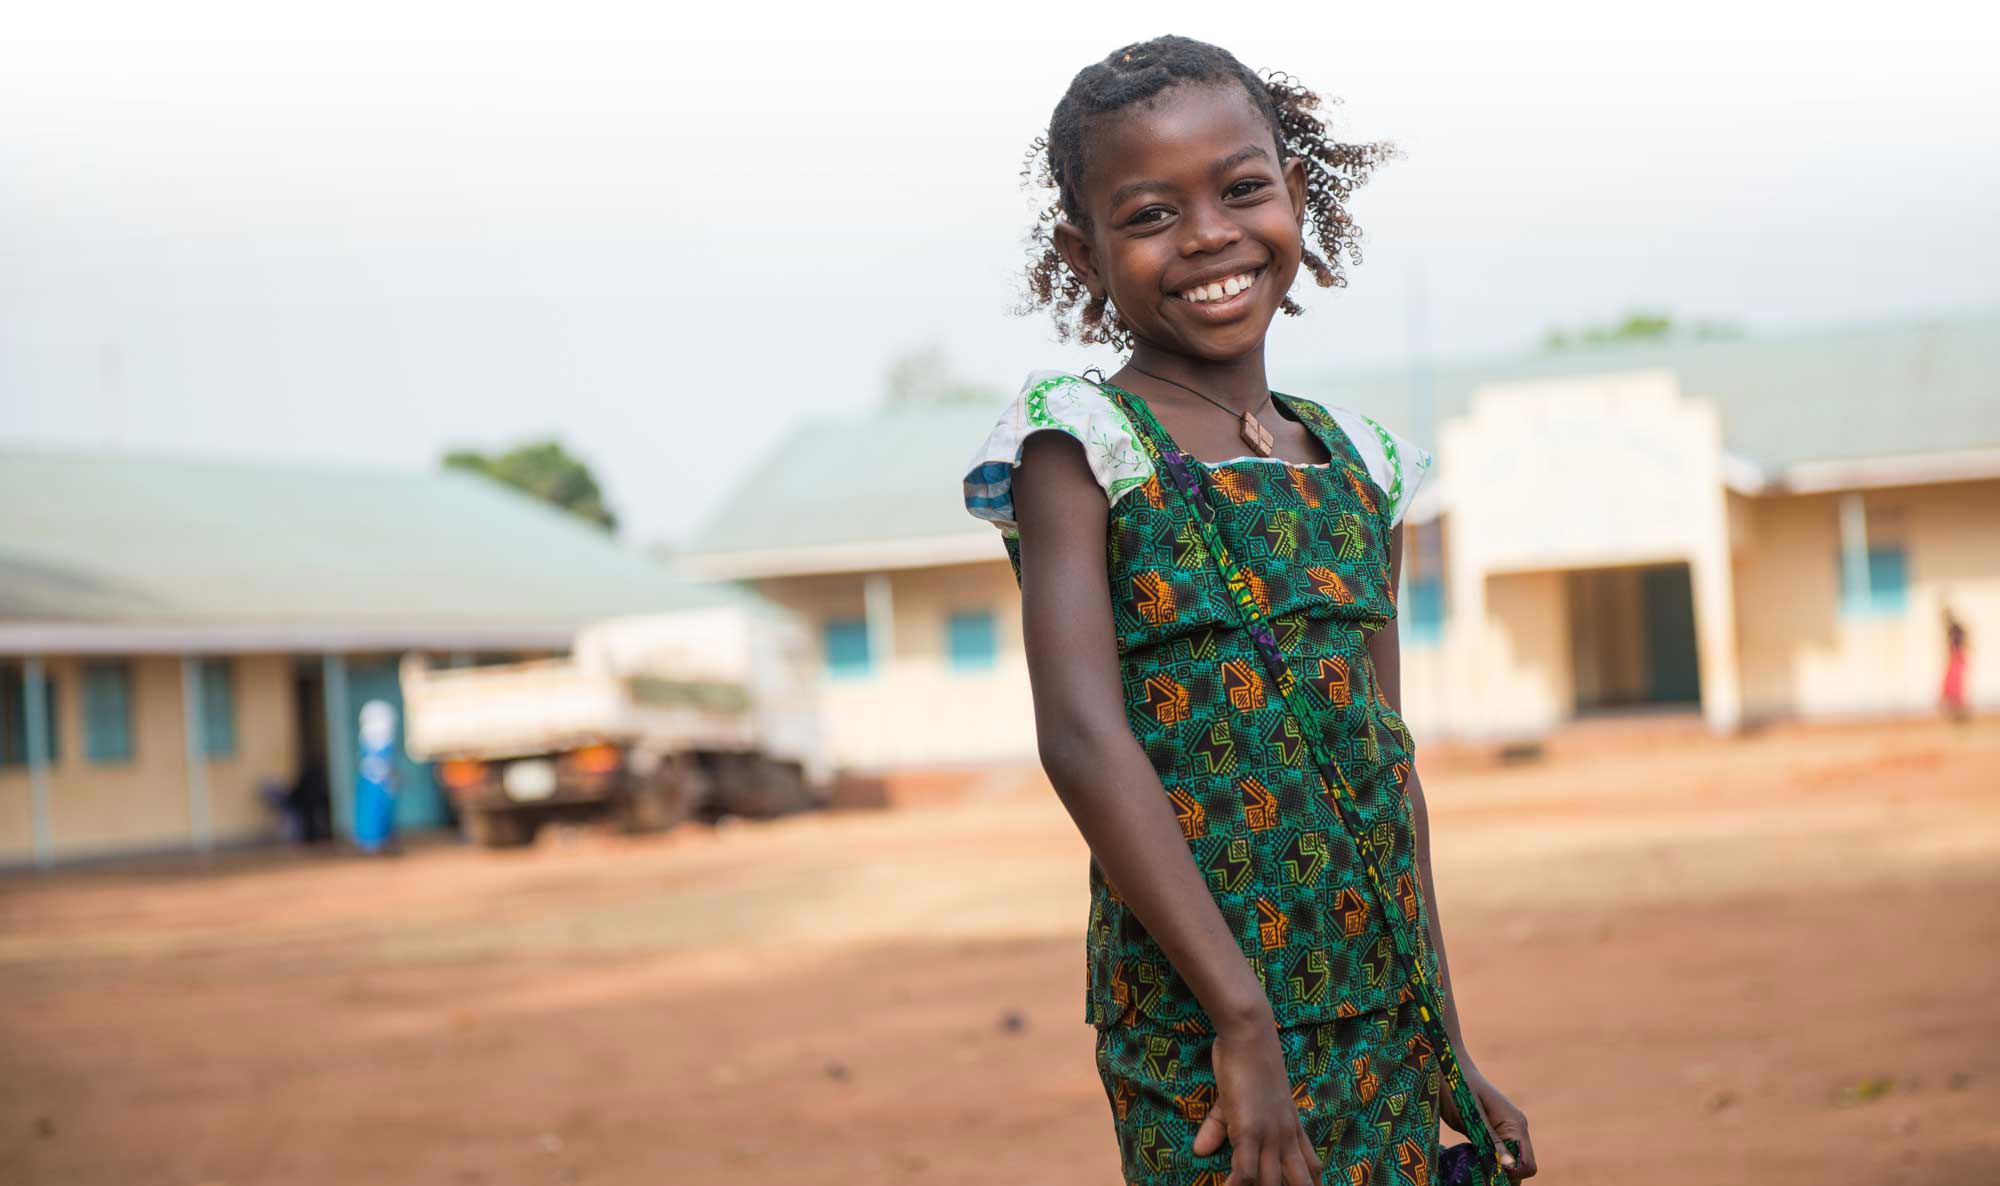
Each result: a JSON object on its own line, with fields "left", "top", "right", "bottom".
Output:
{"left": 863, "top": 573, "right": 894, "bottom": 674}
{"left": 180, "top": 656, "right": 213, "bottom": 853}
{"left": 323, "top": 654, "right": 355, "bottom": 841}
{"left": 23, "top": 657, "right": 53, "bottom": 869}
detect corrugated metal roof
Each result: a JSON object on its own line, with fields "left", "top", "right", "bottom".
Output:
{"left": 0, "top": 450, "right": 742, "bottom": 636}
{"left": 687, "top": 314, "right": 2000, "bottom": 559}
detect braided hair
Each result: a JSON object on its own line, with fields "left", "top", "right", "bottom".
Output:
{"left": 1021, "top": 35, "right": 1396, "bottom": 349}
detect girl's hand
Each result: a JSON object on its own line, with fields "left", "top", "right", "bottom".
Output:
{"left": 1191, "top": 1018, "right": 1324, "bottom": 1186}
{"left": 1442, "top": 1068, "right": 1537, "bottom": 1180}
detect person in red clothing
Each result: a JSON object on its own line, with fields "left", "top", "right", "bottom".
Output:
{"left": 1941, "top": 607, "right": 1970, "bottom": 722}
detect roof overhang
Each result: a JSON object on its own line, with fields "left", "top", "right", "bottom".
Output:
{"left": 0, "top": 621, "right": 579, "bottom": 656}
{"left": 684, "top": 531, "right": 1004, "bottom": 580}
{"left": 1731, "top": 446, "right": 2000, "bottom": 496}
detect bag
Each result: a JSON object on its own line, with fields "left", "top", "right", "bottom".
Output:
{"left": 1099, "top": 382, "right": 1514, "bottom": 1186}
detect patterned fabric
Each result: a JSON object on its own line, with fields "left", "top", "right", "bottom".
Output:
{"left": 1106, "top": 384, "right": 1507, "bottom": 1186}
{"left": 964, "top": 372, "right": 1438, "bottom": 1032}
{"left": 1096, "top": 1003, "right": 1442, "bottom": 1186}
{"left": 964, "top": 372, "right": 1434, "bottom": 535}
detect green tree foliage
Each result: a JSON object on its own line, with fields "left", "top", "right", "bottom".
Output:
{"left": 443, "top": 440, "right": 617, "bottom": 531}
{"left": 882, "top": 344, "right": 1001, "bottom": 408}
{"left": 1543, "top": 311, "right": 1743, "bottom": 352}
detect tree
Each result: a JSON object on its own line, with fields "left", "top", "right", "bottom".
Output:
{"left": 1542, "top": 311, "right": 1742, "bottom": 352}
{"left": 443, "top": 440, "right": 617, "bottom": 531}
{"left": 882, "top": 344, "right": 1001, "bottom": 408}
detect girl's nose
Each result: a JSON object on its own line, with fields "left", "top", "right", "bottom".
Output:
{"left": 1180, "top": 201, "right": 1241, "bottom": 256}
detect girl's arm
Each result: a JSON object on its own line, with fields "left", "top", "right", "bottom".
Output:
{"left": 1013, "top": 431, "right": 1324, "bottom": 1186}
{"left": 1370, "top": 529, "right": 1537, "bottom": 1179}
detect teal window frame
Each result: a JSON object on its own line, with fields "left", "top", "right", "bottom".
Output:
{"left": 83, "top": 660, "right": 135, "bottom": 763}
{"left": 823, "top": 618, "right": 872, "bottom": 679}
{"left": 1838, "top": 545, "right": 1908, "bottom": 617}
{"left": 0, "top": 665, "right": 59, "bottom": 767}
{"left": 946, "top": 610, "right": 998, "bottom": 672}
{"left": 199, "top": 658, "right": 236, "bottom": 757}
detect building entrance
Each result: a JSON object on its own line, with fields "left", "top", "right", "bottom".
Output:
{"left": 1567, "top": 562, "right": 1702, "bottom": 711}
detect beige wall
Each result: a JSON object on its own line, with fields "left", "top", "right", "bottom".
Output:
{"left": 751, "top": 560, "right": 1037, "bottom": 770}
{"left": 1733, "top": 479, "right": 2000, "bottom": 718}
{"left": 0, "top": 653, "right": 300, "bottom": 863}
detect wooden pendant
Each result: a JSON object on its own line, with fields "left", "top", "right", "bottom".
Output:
{"left": 1240, "top": 411, "right": 1276, "bottom": 457}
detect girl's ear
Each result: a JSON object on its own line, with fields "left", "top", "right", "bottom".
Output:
{"left": 1283, "top": 157, "right": 1308, "bottom": 231}
{"left": 1052, "top": 220, "right": 1105, "bottom": 300}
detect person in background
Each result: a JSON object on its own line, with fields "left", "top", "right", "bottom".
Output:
{"left": 1941, "top": 606, "right": 1970, "bottom": 722}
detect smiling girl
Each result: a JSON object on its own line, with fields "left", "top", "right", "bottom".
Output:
{"left": 962, "top": 37, "right": 1535, "bottom": 1186}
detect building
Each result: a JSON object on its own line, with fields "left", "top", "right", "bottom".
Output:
{"left": 0, "top": 450, "right": 734, "bottom": 867}
{"left": 686, "top": 315, "right": 1999, "bottom": 770}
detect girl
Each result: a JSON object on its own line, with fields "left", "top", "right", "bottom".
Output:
{"left": 962, "top": 37, "right": 1536, "bottom": 1186}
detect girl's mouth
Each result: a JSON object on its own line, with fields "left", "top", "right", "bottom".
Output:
{"left": 1176, "top": 267, "right": 1263, "bottom": 311}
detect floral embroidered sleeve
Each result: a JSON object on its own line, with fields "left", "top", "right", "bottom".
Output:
{"left": 962, "top": 370, "right": 1155, "bottom": 536}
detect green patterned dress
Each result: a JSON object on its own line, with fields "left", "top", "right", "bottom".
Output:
{"left": 965, "top": 373, "right": 1474, "bottom": 1186}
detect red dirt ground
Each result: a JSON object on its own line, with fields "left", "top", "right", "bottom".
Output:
{"left": 1, "top": 717, "right": 1996, "bottom": 1186}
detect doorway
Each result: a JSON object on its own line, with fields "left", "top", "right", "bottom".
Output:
{"left": 1568, "top": 562, "right": 1702, "bottom": 712}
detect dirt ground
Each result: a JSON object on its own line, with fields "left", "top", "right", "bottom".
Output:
{"left": 2, "top": 716, "right": 1996, "bottom": 1186}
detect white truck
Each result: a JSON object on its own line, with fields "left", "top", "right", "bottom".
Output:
{"left": 402, "top": 604, "right": 829, "bottom": 847}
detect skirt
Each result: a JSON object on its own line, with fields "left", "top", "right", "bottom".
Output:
{"left": 1095, "top": 1001, "right": 1443, "bottom": 1186}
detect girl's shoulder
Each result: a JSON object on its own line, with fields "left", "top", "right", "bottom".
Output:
{"left": 962, "top": 370, "right": 1154, "bottom": 534}
{"left": 1281, "top": 393, "right": 1436, "bottom": 529}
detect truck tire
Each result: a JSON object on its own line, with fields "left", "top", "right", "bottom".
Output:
{"left": 617, "top": 758, "right": 708, "bottom": 834}
{"left": 465, "top": 808, "right": 536, "bottom": 848}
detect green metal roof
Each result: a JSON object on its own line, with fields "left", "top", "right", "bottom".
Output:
{"left": 687, "top": 313, "right": 2000, "bottom": 559}
{"left": 1297, "top": 312, "right": 2000, "bottom": 472}
{"left": 0, "top": 449, "right": 743, "bottom": 638}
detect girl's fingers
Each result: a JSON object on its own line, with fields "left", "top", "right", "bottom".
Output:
{"left": 1192, "top": 1110, "right": 1226, "bottom": 1158}
{"left": 1259, "top": 1137, "right": 1282, "bottom": 1186}
{"left": 1296, "top": 1123, "right": 1324, "bottom": 1179}
{"left": 1278, "top": 1134, "right": 1311, "bottom": 1186}
{"left": 1226, "top": 1132, "right": 1257, "bottom": 1186}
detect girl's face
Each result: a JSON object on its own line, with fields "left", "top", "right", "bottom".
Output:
{"left": 1056, "top": 82, "right": 1307, "bottom": 362}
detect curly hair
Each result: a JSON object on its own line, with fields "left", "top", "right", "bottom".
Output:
{"left": 1020, "top": 35, "right": 1396, "bottom": 350}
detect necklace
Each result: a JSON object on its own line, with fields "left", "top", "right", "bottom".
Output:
{"left": 1125, "top": 364, "right": 1278, "bottom": 457}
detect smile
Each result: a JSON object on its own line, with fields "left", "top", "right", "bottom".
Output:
{"left": 1179, "top": 267, "right": 1262, "bottom": 304}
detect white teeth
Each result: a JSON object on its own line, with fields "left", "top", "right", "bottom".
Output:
{"left": 1183, "top": 271, "right": 1256, "bottom": 302}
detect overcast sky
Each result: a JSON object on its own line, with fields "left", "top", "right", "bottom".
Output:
{"left": 4, "top": 2, "right": 1996, "bottom": 546}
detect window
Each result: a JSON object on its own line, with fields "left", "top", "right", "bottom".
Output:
{"left": 1401, "top": 519, "right": 1447, "bottom": 646}
{"left": 947, "top": 611, "right": 998, "bottom": 671}
{"left": 1838, "top": 546, "right": 1908, "bottom": 617}
{"left": 83, "top": 661, "right": 135, "bottom": 762}
{"left": 823, "top": 618, "right": 871, "bottom": 678}
{"left": 199, "top": 659, "right": 236, "bottom": 757}
{"left": 1404, "top": 576, "right": 1446, "bottom": 645}
{"left": 0, "top": 665, "right": 58, "bottom": 767}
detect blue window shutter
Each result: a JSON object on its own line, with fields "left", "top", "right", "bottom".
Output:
{"left": 0, "top": 667, "right": 51, "bottom": 765}
{"left": 1838, "top": 545, "right": 1909, "bottom": 617}
{"left": 200, "top": 659, "right": 237, "bottom": 757}
{"left": 1405, "top": 576, "right": 1446, "bottom": 646}
{"left": 823, "top": 619, "right": 872, "bottom": 678}
{"left": 947, "top": 611, "right": 998, "bottom": 671}
{"left": 83, "top": 661, "right": 135, "bottom": 763}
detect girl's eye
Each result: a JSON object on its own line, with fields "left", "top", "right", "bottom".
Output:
{"left": 1226, "top": 179, "right": 1269, "bottom": 199}
{"left": 1127, "top": 206, "right": 1172, "bottom": 226}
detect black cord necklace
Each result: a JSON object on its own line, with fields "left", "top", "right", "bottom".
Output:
{"left": 1125, "top": 364, "right": 1278, "bottom": 457}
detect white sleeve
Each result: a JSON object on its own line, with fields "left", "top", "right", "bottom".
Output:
{"left": 961, "top": 370, "right": 1156, "bottom": 535}
{"left": 1326, "top": 406, "right": 1435, "bottom": 528}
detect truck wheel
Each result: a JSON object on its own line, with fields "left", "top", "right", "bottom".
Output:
{"left": 465, "top": 809, "right": 535, "bottom": 848}
{"left": 618, "top": 757, "right": 708, "bottom": 834}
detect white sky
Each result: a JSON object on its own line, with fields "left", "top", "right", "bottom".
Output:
{"left": 4, "top": 1, "right": 1997, "bottom": 546}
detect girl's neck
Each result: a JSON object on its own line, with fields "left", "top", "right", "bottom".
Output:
{"left": 1119, "top": 343, "right": 1271, "bottom": 415}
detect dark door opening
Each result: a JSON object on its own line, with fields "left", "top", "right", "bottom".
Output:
{"left": 1569, "top": 562, "right": 1702, "bottom": 713}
